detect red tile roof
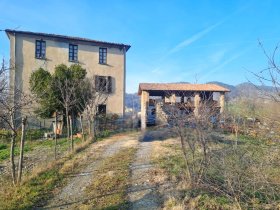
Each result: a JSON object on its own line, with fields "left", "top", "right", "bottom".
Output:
{"left": 5, "top": 29, "right": 131, "bottom": 51}
{"left": 138, "top": 83, "right": 230, "bottom": 95}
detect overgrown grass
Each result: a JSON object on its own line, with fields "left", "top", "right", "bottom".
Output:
{"left": 158, "top": 154, "right": 186, "bottom": 177}
{"left": 83, "top": 147, "right": 137, "bottom": 209}
{"left": 0, "top": 140, "right": 91, "bottom": 209}
{"left": 0, "top": 163, "right": 64, "bottom": 209}
{"left": 195, "top": 194, "right": 233, "bottom": 210}
{"left": 0, "top": 137, "right": 82, "bottom": 162}
{"left": 155, "top": 131, "right": 280, "bottom": 209}
{"left": 0, "top": 143, "right": 33, "bottom": 162}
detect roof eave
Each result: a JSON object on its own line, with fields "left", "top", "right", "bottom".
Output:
{"left": 138, "top": 83, "right": 231, "bottom": 93}
{"left": 5, "top": 29, "right": 131, "bottom": 51}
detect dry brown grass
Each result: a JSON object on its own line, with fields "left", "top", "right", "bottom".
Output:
{"left": 149, "top": 136, "right": 189, "bottom": 209}
{"left": 81, "top": 147, "right": 137, "bottom": 209}
{"left": 26, "top": 140, "right": 91, "bottom": 181}
{"left": 163, "top": 196, "right": 185, "bottom": 210}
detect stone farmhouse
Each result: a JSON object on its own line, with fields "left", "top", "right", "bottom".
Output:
{"left": 138, "top": 83, "right": 230, "bottom": 130}
{"left": 5, "top": 29, "right": 130, "bottom": 116}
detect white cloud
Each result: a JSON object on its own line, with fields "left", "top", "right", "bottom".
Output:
{"left": 200, "top": 50, "right": 248, "bottom": 81}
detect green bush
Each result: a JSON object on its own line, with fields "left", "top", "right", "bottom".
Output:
{"left": 0, "top": 143, "right": 7, "bottom": 150}
{"left": 0, "top": 144, "right": 32, "bottom": 161}
{"left": 0, "top": 130, "right": 12, "bottom": 143}
{"left": 0, "top": 149, "right": 9, "bottom": 161}
{"left": 26, "top": 129, "right": 46, "bottom": 140}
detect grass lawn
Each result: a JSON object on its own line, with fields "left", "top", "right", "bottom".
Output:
{"left": 0, "top": 137, "right": 82, "bottom": 163}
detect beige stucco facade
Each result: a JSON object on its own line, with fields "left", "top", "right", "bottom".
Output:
{"left": 6, "top": 30, "right": 130, "bottom": 116}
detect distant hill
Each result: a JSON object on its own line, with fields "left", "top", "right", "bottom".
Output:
{"left": 125, "top": 82, "right": 276, "bottom": 111}
{"left": 207, "top": 81, "right": 238, "bottom": 98}
{"left": 207, "top": 81, "right": 276, "bottom": 99}
{"left": 125, "top": 93, "right": 140, "bottom": 112}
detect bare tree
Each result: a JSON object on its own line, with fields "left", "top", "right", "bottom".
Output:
{"left": 158, "top": 88, "right": 280, "bottom": 208}
{"left": 77, "top": 76, "right": 110, "bottom": 140}
{"left": 0, "top": 59, "right": 32, "bottom": 184}
{"left": 69, "top": 114, "right": 74, "bottom": 151}
{"left": 54, "top": 78, "right": 80, "bottom": 152}
{"left": 251, "top": 41, "right": 280, "bottom": 102}
{"left": 17, "top": 116, "right": 27, "bottom": 184}
{"left": 0, "top": 58, "right": 8, "bottom": 95}
{"left": 159, "top": 91, "right": 218, "bottom": 186}
{"left": 78, "top": 113, "right": 85, "bottom": 141}
{"left": 54, "top": 111, "right": 58, "bottom": 159}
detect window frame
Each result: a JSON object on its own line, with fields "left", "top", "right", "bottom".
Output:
{"left": 99, "top": 47, "right": 107, "bottom": 64}
{"left": 95, "top": 75, "right": 112, "bottom": 94}
{"left": 97, "top": 104, "right": 106, "bottom": 115}
{"left": 35, "top": 40, "right": 46, "bottom": 59}
{"left": 96, "top": 75, "right": 107, "bottom": 92}
{"left": 69, "top": 44, "right": 78, "bottom": 62}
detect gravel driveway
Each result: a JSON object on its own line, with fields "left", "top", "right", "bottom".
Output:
{"left": 42, "top": 133, "right": 139, "bottom": 209}
{"left": 128, "top": 131, "right": 161, "bottom": 210}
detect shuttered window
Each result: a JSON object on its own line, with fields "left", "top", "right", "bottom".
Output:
{"left": 95, "top": 75, "right": 112, "bottom": 93}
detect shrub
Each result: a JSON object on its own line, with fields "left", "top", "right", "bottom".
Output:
{"left": 26, "top": 129, "right": 46, "bottom": 141}
{"left": 0, "top": 143, "right": 7, "bottom": 150}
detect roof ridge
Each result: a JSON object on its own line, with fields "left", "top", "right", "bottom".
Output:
{"left": 5, "top": 29, "right": 131, "bottom": 51}
{"left": 138, "top": 83, "right": 230, "bottom": 94}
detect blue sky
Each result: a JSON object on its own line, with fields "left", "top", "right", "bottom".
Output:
{"left": 1, "top": 0, "right": 280, "bottom": 93}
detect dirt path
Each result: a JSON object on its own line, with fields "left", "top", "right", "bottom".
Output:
{"left": 43, "top": 132, "right": 139, "bottom": 209}
{"left": 128, "top": 131, "right": 162, "bottom": 210}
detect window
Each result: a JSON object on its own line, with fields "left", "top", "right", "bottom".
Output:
{"left": 69, "top": 44, "right": 78, "bottom": 62}
{"left": 35, "top": 40, "right": 46, "bottom": 59}
{"left": 99, "top": 48, "right": 107, "bottom": 64}
{"left": 97, "top": 104, "right": 106, "bottom": 115}
{"left": 95, "top": 75, "right": 112, "bottom": 93}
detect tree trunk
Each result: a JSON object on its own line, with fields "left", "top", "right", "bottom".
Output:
{"left": 92, "top": 119, "right": 96, "bottom": 141}
{"left": 9, "top": 113, "right": 16, "bottom": 185}
{"left": 80, "top": 114, "right": 85, "bottom": 141}
{"left": 54, "top": 111, "right": 57, "bottom": 159}
{"left": 88, "top": 119, "right": 91, "bottom": 138}
{"left": 17, "top": 116, "right": 27, "bottom": 184}
{"left": 235, "top": 125, "right": 238, "bottom": 147}
{"left": 69, "top": 115, "right": 74, "bottom": 152}
{"left": 66, "top": 106, "right": 69, "bottom": 140}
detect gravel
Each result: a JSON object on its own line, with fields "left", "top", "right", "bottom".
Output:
{"left": 42, "top": 133, "right": 139, "bottom": 209}
{"left": 128, "top": 131, "right": 161, "bottom": 210}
